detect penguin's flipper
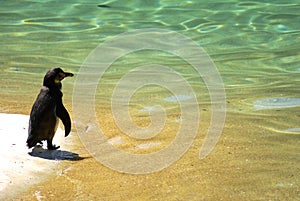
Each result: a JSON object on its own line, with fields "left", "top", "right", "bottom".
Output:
{"left": 56, "top": 100, "right": 71, "bottom": 137}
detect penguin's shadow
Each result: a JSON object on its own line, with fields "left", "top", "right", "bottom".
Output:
{"left": 28, "top": 145, "right": 84, "bottom": 161}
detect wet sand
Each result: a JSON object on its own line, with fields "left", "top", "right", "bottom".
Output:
{"left": 3, "top": 105, "right": 299, "bottom": 201}
{"left": 0, "top": 74, "right": 299, "bottom": 200}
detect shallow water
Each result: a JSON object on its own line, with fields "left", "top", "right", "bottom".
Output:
{"left": 1, "top": 0, "right": 299, "bottom": 200}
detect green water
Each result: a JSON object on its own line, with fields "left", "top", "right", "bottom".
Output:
{"left": 1, "top": 0, "right": 300, "bottom": 128}
{"left": 1, "top": 0, "right": 299, "bottom": 199}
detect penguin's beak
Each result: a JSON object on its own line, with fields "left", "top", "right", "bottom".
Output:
{"left": 59, "top": 72, "right": 74, "bottom": 80}
{"left": 63, "top": 72, "right": 74, "bottom": 78}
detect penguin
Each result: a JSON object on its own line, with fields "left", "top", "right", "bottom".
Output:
{"left": 27, "top": 68, "right": 74, "bottom": 150}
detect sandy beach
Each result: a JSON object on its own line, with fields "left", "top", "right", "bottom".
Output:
{"left": 0, "top": 113, "right": 80, "bottom": 200}
{"left": 0, "top": 107, "right": 298, "bottom": 200}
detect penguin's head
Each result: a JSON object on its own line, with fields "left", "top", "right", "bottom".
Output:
{"left": 43, "top": 68, "right": 74, "bottom": 88}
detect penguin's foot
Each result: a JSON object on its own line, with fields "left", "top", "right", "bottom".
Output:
{"left": 48, "top": 144, "right": 60, "bottom": 150}
{"left": 47, "top": 140, "right": 60, "bottom": 150}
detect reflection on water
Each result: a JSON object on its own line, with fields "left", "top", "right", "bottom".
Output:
{"left": 253, "top": 97, "right": 300, "bottom": 110}
{"left": 0, "top": 0, "right": 299, "bottom": 200}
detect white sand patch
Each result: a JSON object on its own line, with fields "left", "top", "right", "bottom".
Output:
{"left": 107, "top": 136, "right": 124, "bottom": 145}
{"left": 0, "top": 113, "right": 78, "bottom": 200}
{"left": 135, "top": 142, "right": 161, "bottom": 149}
